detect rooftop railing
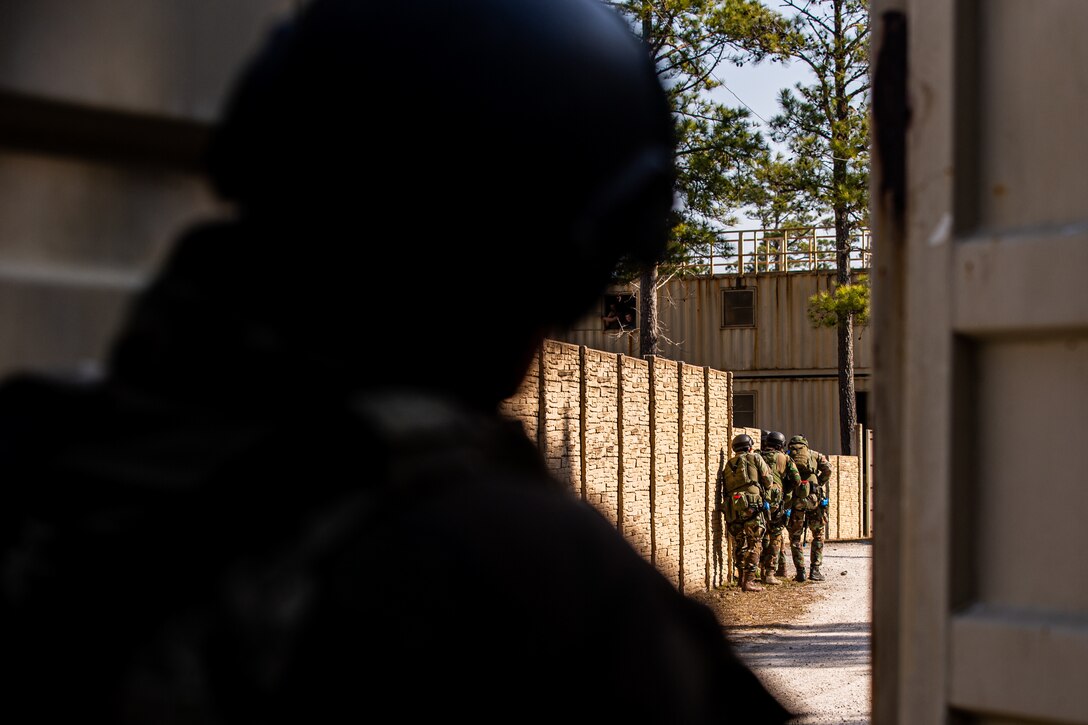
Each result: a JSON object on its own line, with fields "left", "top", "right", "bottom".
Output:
{"left": 675, "top": 226, "right": 872, "bottom": 276}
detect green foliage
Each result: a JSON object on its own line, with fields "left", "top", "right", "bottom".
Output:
{"left": 739, "top": 152, "right": 820, "bottom": 230}
{"left": 807, "top": 275, "right": 870, "bottom": 328}
{"left": 606, "top": 0, "right": 796, "bottom": 275}
{"left": 767, "top": 1, "right": 871, "bottom": 453}
{"left": 766, "top": 0, "right": 871, "bottom": 235}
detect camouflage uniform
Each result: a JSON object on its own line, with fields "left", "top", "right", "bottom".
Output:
{"left": 729, "top": 515, "right": 766, "bottom": 582}
{"left": 785, "top": 436, "right": 833, "bottom": 581}
{"left": 759, "top": 447, "right": 801, "bottom": 583}
{"left": 721, "top": 449, "right": 775, "bottom": 588}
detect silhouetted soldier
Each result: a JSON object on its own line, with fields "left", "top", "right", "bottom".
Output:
{"left": 0, "top": 1, "right": 792, "bottom": 722}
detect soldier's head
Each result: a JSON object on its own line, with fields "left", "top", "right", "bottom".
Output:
{"left": 731, "top": 434, "right": 754, "bottom": 453}
{"left": 765, "top": 431, "right": 786, "bottom": 450}
{"left": 203, "top": 0, "right": 676, "bottom": 406}
{"left": 790, "top": 435, "right": 809, "bottom": 447}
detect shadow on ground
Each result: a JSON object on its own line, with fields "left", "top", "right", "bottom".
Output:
{"left": 726, "top": 622, "right": 871, "bottom": 669}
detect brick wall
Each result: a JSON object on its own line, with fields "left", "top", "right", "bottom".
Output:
{"left": 651, "top": 356, "right": 681, "bottom": 585}
{"left": 829, "top": 455, "right": 863, "bottom": 540}
{"left": 502, "top": 340, "right": 871, "bottom": 592}
{"left": 583, "top": 347, "right": 620, "bottom": 523}
{"left": 680, "top": 363, "right": 709, "bottom": 593}
{"left": 620, "top": 355, "right": 653, "bottom": 561}
{"left": 707, "top": 366, "right": 733, "bottom": 587}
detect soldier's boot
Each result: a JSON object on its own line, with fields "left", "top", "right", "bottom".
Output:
{"left": 775, "top": 555, "right": 787, "bottom": 578}
{"left": 808, "top": 565, "right": 825, "bottom": 581}
{"left": 741, "top": 569, "right": 764, "bottom": 592}
{"left": 762, "top": 569, "right": 780, "bottom": 586}
{"left": 794, "top": 568, "right": 806, "bottom": 583}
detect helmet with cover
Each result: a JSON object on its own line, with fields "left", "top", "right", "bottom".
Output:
{"left": 765, "top": 431, "right": 786, "bottom": 450}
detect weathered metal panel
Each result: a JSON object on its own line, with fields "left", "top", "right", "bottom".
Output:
{"left": 726, "top": 377, "right": 869, "bottom": 456}
{"left": 561, "top": 272, "right": 872, "bottom": 375}
{"left": 872, "top": 0, "right": 1088, "bottom": 721}
{"left": 557, "top": 327, "right": 639, "bottom": 358}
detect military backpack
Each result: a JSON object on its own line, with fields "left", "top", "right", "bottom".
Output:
{"left": 787, "top": 441, "right": 821, "bottom": 510}
{"left": 759, "top": 450, "right": 786, "bottom": 513}
{"left": 722, "top": 452, "right": 764, "bottom": 523}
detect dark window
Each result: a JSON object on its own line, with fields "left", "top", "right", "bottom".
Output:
{"left": 856, "top": 390, "right": 870, "bottom": 430}
{"left": 722, "top": 288, "right": 755, "bottom": 327}
{"left": 733, "top": 392, "right": 755, "bottom": 428}
{"left": 601, "top": 293, "right": 637, "bottom": 331}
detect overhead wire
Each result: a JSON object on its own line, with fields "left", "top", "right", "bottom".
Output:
{"left": 716, "top": 78, "right": 772, "bottom": 126}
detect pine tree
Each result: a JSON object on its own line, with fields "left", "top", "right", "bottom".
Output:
{"left": 769, "top": 0, "right": 871, "bottom": 454}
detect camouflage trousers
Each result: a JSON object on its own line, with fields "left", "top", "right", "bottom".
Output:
{"left": 760, "top": 516, "right": 787, "bottom": 573}
{"left": 728, "top": 513, "right": 766, "bottom": 577}
{"left": 786, "top": 507, "right": 826, "bottom": 570}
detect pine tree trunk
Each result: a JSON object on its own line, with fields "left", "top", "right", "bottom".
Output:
{"left": 832, "top": 7, "right": 858, "bottom": 455}
{"left": 639, "top": 265, "right": 658, "bottom": 358}
{"left": 837, "top": 315, "right": 857, "bottom": 455}
{"left": 834, "top": 211, "right": 857, "bottom": 455}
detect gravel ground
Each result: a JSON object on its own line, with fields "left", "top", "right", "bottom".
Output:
{"left": 724, "top": 540, "right": 873, "bottom": 724}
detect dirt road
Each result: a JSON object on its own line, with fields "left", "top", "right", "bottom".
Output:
{"left": 725, "top": 540, "right": 873, "bottom": 724}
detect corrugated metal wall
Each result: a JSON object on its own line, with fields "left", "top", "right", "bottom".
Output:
{"left": 562, "top": 272, "right": 872, "bottom": 373}
{"left": 730, "top": 377, "right": 868, "bottom": 459}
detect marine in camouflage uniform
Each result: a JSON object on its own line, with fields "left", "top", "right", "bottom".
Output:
{"left": 758, "top": 431, "right": 801, "bottom": 585}
{"left": 785, "top": 435, "right": 833, "bottom": 582}
{"left": 721, "top": 434, "right": 775, "bottom": 592}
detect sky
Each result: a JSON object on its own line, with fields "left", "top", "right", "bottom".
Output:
{"left": 712, "top": 58, "right": 809, "bottom": 137}
{"left": 708, "top": 56, "right": 816, "bottom": 230}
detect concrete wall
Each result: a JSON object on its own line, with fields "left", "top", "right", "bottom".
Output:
{"left": 501, "top": 340, "right": 872, "bottom": 592}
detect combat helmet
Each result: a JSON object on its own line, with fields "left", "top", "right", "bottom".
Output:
{"left": 206, "top": 0, "right": 676, "bottom": 328}
{"left": 198, "top": 0, "right": 678, "bottom": 407}
{"left": 731, "top": 434, "right": 754, "bottom": 452}
{"left": 765, "top": 431, "right": 786, "bottom": 450}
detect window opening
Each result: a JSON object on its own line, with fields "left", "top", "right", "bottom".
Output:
{"left": 601, "top": 293, "right": 637, "bottom": 331}
{"left": 722, "top": 288, "right": 755, "bottom": 327}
